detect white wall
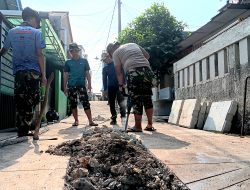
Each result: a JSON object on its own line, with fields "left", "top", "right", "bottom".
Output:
{"left": 239, "top": 38, "right": 250, "bottom": 65}
{"left": 174, "top": 16, "right": 250, "bottom": 72}
{"left": 174, "top": 17, "right": 250, "bottom": 90}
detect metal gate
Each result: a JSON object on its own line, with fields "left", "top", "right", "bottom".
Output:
{"left": 0, "top": 94, "right": 15, "bottom": 130}
{"left": 0, "top": 12, "right": 15, "bottom": 130}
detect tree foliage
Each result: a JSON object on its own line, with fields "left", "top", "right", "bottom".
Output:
{"left": 118, "top": 3, "right": 188, "bottom": 75}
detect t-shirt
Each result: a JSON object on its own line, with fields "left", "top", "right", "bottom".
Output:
{"left": 112, "top": 43, "right": 151, "bottom": 73}
{"left": 3, "top": 24, "right": 46, "bottom": 74}
{"left": 64, "top": 58, "right": 90, "bottom": 87}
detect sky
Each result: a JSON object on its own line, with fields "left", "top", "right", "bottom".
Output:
{"left": 21, "top": 0, "right": 228, "bottom": 93}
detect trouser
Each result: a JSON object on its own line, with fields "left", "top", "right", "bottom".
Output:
{"left": 15, "top": 71, "right": 41, "bottom": 136}
{"left": 126, "top": 67, "right": 154, "bottom": 115}
{"left": 68, "top": 86, "right": 90, "bottom": 110}
{"left": 108, "top": 86, "right": 126, "bottom": 120}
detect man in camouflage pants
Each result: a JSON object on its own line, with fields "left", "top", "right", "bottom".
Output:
{"left": 15, "top": 72, "right": 41, "bottom": 136}
{"left": 107, "top": 42, "right": 156, "bottom": 132}
{"left": 0, "top": 7, "right": 46, "bottom": 137}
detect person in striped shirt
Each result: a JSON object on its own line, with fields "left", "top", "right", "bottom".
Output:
{"left": 107, "top": 42, "right": 156, "bottom": 132}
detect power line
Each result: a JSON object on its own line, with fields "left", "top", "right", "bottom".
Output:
{"left": 105, "top": 0, "right": 117, "bottom": 48}
{"left": 91, "top": 0, "right": 117, "bottom": 79}
{"left": 83, "top": 0, "right": 118, "bottom": 59}
{"left": 84, "top": 10, "right": 115, "bottom": 53}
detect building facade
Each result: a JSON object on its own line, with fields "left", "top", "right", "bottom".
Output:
{"left": 173, "top": 3, "right": 250, "bottom": 133}
{"left": 0, "top": 0, "right": 22, "bottom": 10}
{"left": 0, "top": 8, "right": 73, "bottom": 130}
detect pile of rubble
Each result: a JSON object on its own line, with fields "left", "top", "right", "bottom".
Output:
{"left": 46, "top": 126, "right": 189, "bottom": 190}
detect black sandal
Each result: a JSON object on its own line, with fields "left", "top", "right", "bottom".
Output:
{"left": 89, "top": 122, "right": 98, "bottom": 126}
{"left": 144, "top": 126, "right": 156, "bottom": 131}
{"left": 72, "top": 121, "right": 79, "bottom": 126}
{"left": 127, "top": 126, "right": 142, "bottom": 132}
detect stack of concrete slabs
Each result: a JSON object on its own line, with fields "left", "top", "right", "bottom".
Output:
{"left": 168, "top": 100, "right": 184, "bottom": 125}
{"left": 203, "top": 101, "right": 237, "bottom": 133}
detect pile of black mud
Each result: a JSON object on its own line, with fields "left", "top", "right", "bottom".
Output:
{"left": 46, "top": 126, "right": 189, "bottom": 190}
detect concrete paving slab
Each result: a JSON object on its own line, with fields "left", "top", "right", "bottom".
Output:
{"left": 168, "top": 100, "right": 184, "bottom": 125}
{"left": 187, "top": 167, "right": 250, "bottom": 190}
{"left": 0, "top": 132, "right": 16, "bottom": 141}
{"left": 196, "top": 113, "right": 205, "bottom": 130}
{"left": 0, "top": 152, "right": 68, "bottom": 190}
{"left": 166, "top": 163, "right": 242, "bottom": 184}
{"left": 178, "top": 99, "right": 201, "bottom": 128}
{"left": 197, "top": 102, "right": 207, "bottom": 130}
{"left": 0, "top": 136, "right": 28, "bottom": 147}
{"left": 136, "top": 120, "right": 250, "bottom": 190}
{"left": 203, "top": 101, "right": 237, "bottom": 132}
{"left": 0, "top": 101, "right": 250, "bottom": 190}
{"left": 0, "top": 101, "right": 113, "bottom": 190}
{"left": 226, "top": 179, "right": 250, "bottom": 190}
{"left": 0, "top": 130, "right": 69, "bottom": 190}
{"left": 0, "top": 127, "right": 49, "bottom": 148}
{"left": 204, "top": 101, "right": 212, "bottom": 124}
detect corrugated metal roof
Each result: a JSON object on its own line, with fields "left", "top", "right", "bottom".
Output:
{"left": 0, "top": 10, "right": 66, "bottom": 66}
{"left": 0, "top": 0, "right": 22, "bottom": 10}
{"left": 179, "top": 3, "right": 250, "bottom": 51}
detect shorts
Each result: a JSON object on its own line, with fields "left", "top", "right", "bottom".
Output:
{"left": 126, "top": 67, "right": 154, "bottom": 115}
{"left": 68, "top": 86, "right": 90, "bottom": 110}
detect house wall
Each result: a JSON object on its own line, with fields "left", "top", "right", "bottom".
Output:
{"left": 0, "top": 14, "right": 15, "bottom": 130}
{"left": 55, "top": 70, "right": 67, "bottom": 120}
{"left": 49, "top": 12, "right": 73, "bottom": 53}
{"left": 0, "top": 0, "right": 22, "bottom": 10}
{"left": 173, "top": 16, "right": 250, "bottom": 133}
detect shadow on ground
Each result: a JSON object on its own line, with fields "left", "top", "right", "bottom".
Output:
{"left": 58, "top": 124, "right": 88, "bottom": 139}
{"left": 0, "top": 142, "right": 32, "bottom": 170}
{"left": 138, "top": 131, "right": 190, "bottom": 149}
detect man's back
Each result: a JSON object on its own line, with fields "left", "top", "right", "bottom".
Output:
{"left": 113, "top": 43, "right": 150, "bottom": 72}
{"left": 3, "top": 24, "right": 45, "bottom": 73}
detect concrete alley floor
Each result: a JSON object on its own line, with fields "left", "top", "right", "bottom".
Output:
{"left": 0, "top": 101, "right": 250, "bottom": 190}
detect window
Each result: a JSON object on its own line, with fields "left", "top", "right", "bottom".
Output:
{"left": 199, "top": 61, "right": 202, "bottom": 82}
{"left": 182, "top": 70, "right": 185, "bottom": 87}
{"left": 187, "top": 67, "right": 190, "bottom": 86}
{"left": 193, "top": 64, "right": 196, "bottom": 85}
{"left": 177, "top": 71, "right": 180, "bottom": 88}
{"left": 224, "top": 48, "right": 228, "bottom": 74}
{"left": 214, "top": 52, "right": 219, "bottom": 77}
{"left": 206, "top": 57, "right": 210, "bottom": 80}
{"left": 235, "top": 42, "right": 240, "bottom": 68}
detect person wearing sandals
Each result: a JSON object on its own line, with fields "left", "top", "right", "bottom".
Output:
{"left": 0, "top": 7, "right": 47, "bottom": 137}
{"left": 101, "top": 52, "right": 126, "bottom": 125}
{"left": 106, "top": 42, "right": 155, "bottom": 132}
{"left": 63, "top": 43, "right": 98, "bottom": 127}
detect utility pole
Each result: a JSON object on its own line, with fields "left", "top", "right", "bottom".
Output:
{"left": 118, "top": 0, "right": 122, "bottom": 35}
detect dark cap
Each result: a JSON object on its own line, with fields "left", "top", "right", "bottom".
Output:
{"left": 69, "top": 43, "right": 81, "bottom": 51}
{"left": 22, "top": 7, "right": 41, "bottom": 27}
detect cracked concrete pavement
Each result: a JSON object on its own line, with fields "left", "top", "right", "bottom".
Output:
{"left": 0, "top": 101, "right": 250, "bottom": 190}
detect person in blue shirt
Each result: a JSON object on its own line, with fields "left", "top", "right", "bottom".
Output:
{"left": 0, "top": 7, "right": 47, "bottom": 137}
{"left": 63, "top": 43, "right": 98, "bottom": 127}
{"left": 102, "top": 52, "right": 126, "bottom": 125}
